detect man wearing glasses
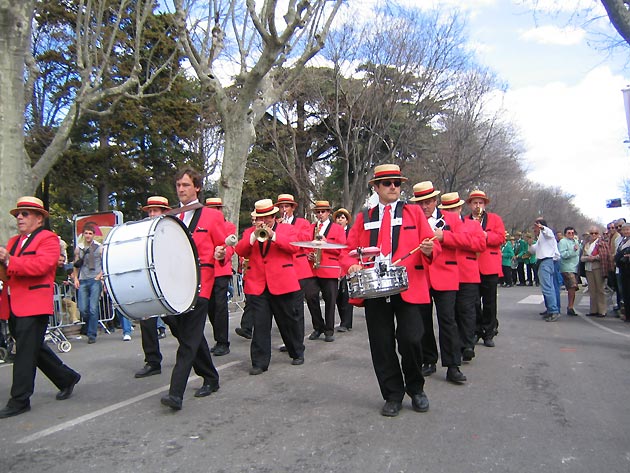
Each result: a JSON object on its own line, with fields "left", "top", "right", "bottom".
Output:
{"left": 341, "top": 164, "right": 437, "bottom": 417}
{"left": 530, "top": 218, "right": 561, "bottom": 321}
{"left": 0, "top": 197, "right": 81, "bottom": 418}
{"left": 306, "top": 201, "right": 346, "bottom": 342}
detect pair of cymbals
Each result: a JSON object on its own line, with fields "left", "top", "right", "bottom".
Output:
{"left": 290, "top": 240, "right": 347, "bottom": 249}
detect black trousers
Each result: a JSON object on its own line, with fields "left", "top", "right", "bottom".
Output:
{"left": 364, "top": 295, "right": 425, "bottom": 402}
{"left": 476, "top": 273, "right": 499, "bottom": 340}
{"left": 517, "top": 262, "right": 526, "bottom": 284}
{"left": 140, "top": 317, "right": 163, "bottom": 368}
{"left": 238, "top": 295, "right": 254, "bottom": 333}
{"left": 166, "top": 297, "right": 218, "bottom": 399}
{"left": 249, "top": 288, "right": 304, "bottom": 370}
{"left": 455, "top": 283, "right": 479, "bottom": 351}
{"left": 304, "top": 277, "right": 338, "bottom": 336}
{"left": 420, "top": 289, "right": 461, "bottom": 367}
{"left": 208, "top": 275, "right": 231, "bottom": 346}
{"left": 336, "top": 277, "right": 354, "bottom": 329}
{"left": 8, "top": 314, "right": 78, "bottom": 409}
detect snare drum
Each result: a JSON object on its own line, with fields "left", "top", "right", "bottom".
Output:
{"left": 347, "top": 266, "right": 408, "bottom": 299}
{"left": 102, "top": 216, "right": 200, "bottom": 319}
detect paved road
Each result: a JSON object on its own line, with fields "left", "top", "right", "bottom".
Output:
{"left": 0, "top": 285, "right": 629, "bottom": 473}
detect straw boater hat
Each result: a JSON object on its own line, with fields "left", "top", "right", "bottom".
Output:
{"left": 438, "top": 192, "right": 465, "bottom": 209}
{"left": 368, "top": 164, "right": 408, "bottom": 184}
{"left": 205, "top": 197, "right": 224, "bottom": 208}
{"left": 332, "top": 208, "right": 352, "bottom": 223}
{"left": 311, "top": 200, "right": 332, "bottom": 211}
{"left": 275, "top": 194, "right": 298, "bottom": 207}
{"left": 10, "top": 196, "right": 49, "bottom": 218}
{"left": 141, "top": 196, "right": 170, "bottom": 211}
{"left": 409, "top": 181, "right": 440, "bottom": 202}
{"left": 466, "top": 189, "right": 490, "bottom": 204}
{"left": 251, "top": 199, "right": 279, "bottom": 217}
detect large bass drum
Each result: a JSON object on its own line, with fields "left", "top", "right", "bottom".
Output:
{"left": 347, "top": 266, "right": 408, "bottom": 299}
{"left": 102, "top": 215, "right": 199, "bottom": 320}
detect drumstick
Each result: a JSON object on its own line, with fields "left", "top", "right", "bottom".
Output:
{"left": 391, "top": 236, "right": 437, "bottom": 266}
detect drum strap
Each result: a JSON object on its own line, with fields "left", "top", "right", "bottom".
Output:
{"left": 188, "top": 208, "right": 202, "bottom": 233}
{"left": 365, "top": 202, "right": 404, "bottom": 254}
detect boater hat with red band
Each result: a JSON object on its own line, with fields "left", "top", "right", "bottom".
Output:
{"left": 141, "top": 196, "right": 171, "bottom": 211}
{"left": 368, "top": 164, "right": 408, "bottom": 184}
{"left": 251, "top": 199, "right": 279, "bottom": 217}
{"left": 466, "top": 189, "right": 490, "bottom": 204}
{"left": 205, "top": 197, "right": 224, "bottom": 208}
{"left": 10, "top": 196, "right": 49, "bottom": 218}
{"left": 275, "top": 194, "right": 298, "bottom": 206}
{"left": 409, "top": 181, "right": 440, "bottom": 202}
{"left": 438, "top": 192, "right": 465, "bottom": 209}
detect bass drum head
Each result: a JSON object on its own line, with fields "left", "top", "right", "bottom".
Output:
{"left": 151, "top": 216, "right": 199, "bottom": 314}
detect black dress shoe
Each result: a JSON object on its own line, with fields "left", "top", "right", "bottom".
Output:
{"left": 235, "top": 328, "right": 252, "bottom": 339}
{"left": 462, "top": 347, "right": 475, "bottom": 362}
{"left": 421, "top": 363, "right": 436, "bottom": 377}
{"left": 381, "top": 400, "right": 402, "bottom": 417}
{"left": 160, "top": 395, "right": 182, "bottom": 410}
{"left": 56, "top": 373, "right": 81, "bottom": 400}
{"left": 539, "top": 310, "right": 548, "bottom": 316}
{"left": 135, "top": 364, "right": 161, "bottom": 378}
{"left": 308, "top": 330, "right": 322, "bottom": 340}
{"left": 212, "top": 344, "right": 230, "bottom": 356}
{"left": 194, "top": 383, "right": 219, "bottom": 397}
{"left": 411, "top": 392, "right": 429, "bottom": 413}
{"left": 249, "top": 366, "right": 268, "bottom": 375}
{"left": 0, "top": 404, "right": 31, "bottom": 419}
{"left": 291, "top": 357, "right": 304, "bottom": 365}
{"left": 324, "top": 334, "right": 335, "bottom": 342}
{"left": 446, "top": 366, "right": 467, "bottom": 384}
{"left": 483, "top": 338, "right": 495, "bottom": 347}
{"left": 336, "top": 326, "right": 348, "bottom": 333}
{"left": 278, "top": 345, "right": 288, "bottom": 352}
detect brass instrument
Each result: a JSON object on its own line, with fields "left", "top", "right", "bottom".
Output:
{"left": 473, "top": 207, "right": 484, "bottom": 222}
{"left": 254, "top": 226, "right": 270, "bottom": 242}
{"left": 313, "top": 236, "right": 323, "bottom": 269}
{"left": 281, "top": 211, "right": 290, "bottom": 224}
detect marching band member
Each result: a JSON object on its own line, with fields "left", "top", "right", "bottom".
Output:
{"left": 437, "top": 192, "right": 486, "bottom": 363}
{"left": 410, "top": 182, "right": 467, "bottom": 384}
{"left": 341, "top": 164, "right": 439, "bottom": 417}
{"left": 205, "top": 197, "right": 236, "bottom": 356}
{"left": 306, "top": 201, "right": 346, "bottom": 342}
{"left": 333, "top": 208, "right": 353, "bottom": 332}
{"left": 0, "top": 197, "right": 81, "bottom": 418}
{"left": 160, "top": 167, "right": 229, "bottom": 411}
{"left": 466, "top": 190, "right": 506, "bottom": 348}
{"left": 235, "top": 199, "right": 305, "bottom": 374}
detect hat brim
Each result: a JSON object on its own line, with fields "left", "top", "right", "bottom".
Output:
{"left": 141, "top": 205, "right": 171, "bottom": 211}
{"left": 466, "top": 196, "right": 490, "bottom": 204}
{"left": 438, "top": 200, "right": 465, "bottom": 209}
{"left": 311, "top": 206, "right": 332, "bottom": 211}
{"left": 251, "top": 206, "right": 280, "bottom": 217}
{"left": 10, "top": 206, "right": 49, "bottom": 218}
{"left": 369, "top": 176, "right": 409, "bottom": 185}
{"left": 275, "top": 200, "right": 298, "bottom": 207}
{"left": 409, "top": 190, "right": 441, "bottom": 202}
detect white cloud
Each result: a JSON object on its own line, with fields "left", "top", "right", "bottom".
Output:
{"left": 515, "top": 0, "right": 603, "bottom": 15}
{"left": 503, "top": 66, "right": 630, "bottom": 223}
{"left": 520, "top": 25, "right": 585, "bottom": 45}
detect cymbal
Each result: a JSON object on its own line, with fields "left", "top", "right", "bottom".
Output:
{"left": 290, "top": 240, "right": 347, "bottom": 249}
{"left": 348, "top": 246, "right": 381, "bottom": 258}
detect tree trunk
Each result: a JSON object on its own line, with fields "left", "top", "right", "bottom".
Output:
{"left": 601, "top": 0, "right": 630, "bottom": 47}
{"left": 220, "top": 116, "right": 256, "bottom": 229}
{"left": 0, "top": 1, "right": 34, "bottom": 241}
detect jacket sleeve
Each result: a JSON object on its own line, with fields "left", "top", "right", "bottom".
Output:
{"left": 6, "top": 232, "right": 59, "bottom": 278}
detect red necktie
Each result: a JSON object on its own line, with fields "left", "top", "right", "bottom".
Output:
{"left": 379, "top": 205, "right": 392, "bottom": 256}
{"left": 178, "top": 212, "right": 185, "bottom": 221}
{"left": 316, "top": 222, "right": 322, "bottom": 237}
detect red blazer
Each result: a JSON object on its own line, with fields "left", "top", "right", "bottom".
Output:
{"left": 213, "top": 220, "right": 236, "bottom": 278}
{"left": 426, "top": 210, "right": 462, "bottom": 291}
{"left": 311, "top": 221, "right": 346, "bottom": 279}
{"left": 235, "top": 223, "right": 300, "bottom": 296}
{"left": 470, "top": 211, "right": 505, "bottom": 276}
{"left": 289, "top": 216, "right": 314, "bottom": 280}
{"left": 187, "top": 207, "right": 230, "bottom": 299}
{"left": 341, "top": 203, "right": 440, "bottom": 304}
{"left": 0, "top": 229, "right": 60, "bottom": 320}
{"left": 442, "top": 214, "right": 487, "bottom": 284}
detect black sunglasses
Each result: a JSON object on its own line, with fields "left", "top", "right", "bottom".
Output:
{"left": 16, "top": 211, "right": 31, "bottom": 218}
{"left": 315, "top": 210, "right": 329, "bottom": 214}
{"left": 380, "top": 180, "right": 401, "bottom": 188}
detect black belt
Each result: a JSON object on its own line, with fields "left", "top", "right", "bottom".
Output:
{"left": 538, "top": 257, "right": 552, "bottom": 262}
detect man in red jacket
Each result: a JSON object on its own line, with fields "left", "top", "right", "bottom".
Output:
{"left": 341, "top": 164, "right": 438, "bottom": 417}
{"left": 466, "top": 190, "right": 506, "bottom": 347}
{"left": 160, "top": 167, "right": 229, "bottom": 410}
{"left": 306, "top": 200, "right": 346, "bottom": 342}
{"left": 0, "top": 197, "right": 81, "bottom": 418}
{"left": 409, "top": 182, "right": 467, "bottom": 384}
{"left": 205, "top": 197, "right": 236, "bottom": 356}
{"left": 438, "top": 192, "right": 487, "bottom": 362}
{"left": 235, "top": 199, "right": 305, "bottom": 374}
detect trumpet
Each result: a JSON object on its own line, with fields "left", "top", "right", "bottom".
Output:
{"left": 473, "top": 207, "right": 484, "bottom": 222}
{"left": 254, "top": 226, "right": 270, "bottom": 242}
